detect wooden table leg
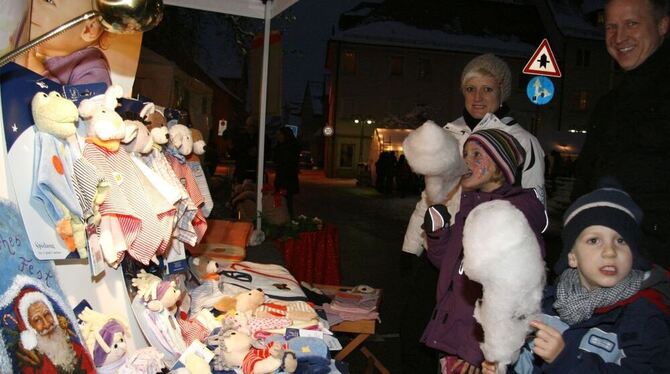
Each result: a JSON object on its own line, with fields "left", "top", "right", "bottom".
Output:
{"left": 361, "top": 346, "right": 390, "bottom": 374}
{"left": 335, "top": 333, "right": 370, "bottom": 361}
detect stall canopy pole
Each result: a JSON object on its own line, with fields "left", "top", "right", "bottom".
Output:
{"left": 255, "top": 0, "right": 272, "bottom": 230}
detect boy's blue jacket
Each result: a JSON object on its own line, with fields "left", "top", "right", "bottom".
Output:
{"left": 511, "top": 266, "right": 670, "bottom": 373}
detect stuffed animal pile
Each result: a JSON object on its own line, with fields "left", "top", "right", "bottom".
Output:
{"left": 24, "top": 84, "right": 340, "bottom": 373}
{"left": 28, "top": 85, "right": 215, "bottom": 268}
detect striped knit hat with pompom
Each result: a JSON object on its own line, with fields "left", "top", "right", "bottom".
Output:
{"left": 465, "top": 128, "right": 525, "bottom": 184}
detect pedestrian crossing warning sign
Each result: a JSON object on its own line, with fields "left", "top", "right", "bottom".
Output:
{"left": 523, "top": 38, "right": 562, "bottom": 78}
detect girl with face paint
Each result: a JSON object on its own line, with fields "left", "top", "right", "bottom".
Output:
{"left": 420, "top": 129, "right": 548, "bottom": 373}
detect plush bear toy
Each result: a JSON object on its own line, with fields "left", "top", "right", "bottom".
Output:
{"left": 30, "top": 91, "right": 88, "bottom": 256}
{"left": 213, "top": 288, "right": 266, "bottom": 316}
{"left": 190, "top": 128, "right": 206, "bottom": 156}
{"left": 167, "top": 123, "right": 194, "bottom": 157}
{"left": 78, "top": 85, "right": 175, "bottom": 267}
{"left": 165, "top": 122, "right": 208, "bottom": 243}
{"left": 122, "top": 120, "right": 154, "bottom": 155}
{"left": 140, "top": 106, "right": 201, "bottom": 248}
{"left": 207, "top": 325, "right": 296, "bottom": 374}
{"left": 143, "top": 104, "right": 169, "bottom": 146}
{"left": 189, "top": 257, "right": 226, "bottom": 314}
{"left": 185, "top": 127, "right": 213, "bottom": 217}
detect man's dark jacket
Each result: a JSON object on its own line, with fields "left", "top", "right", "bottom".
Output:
{"left": 573, "top": 41, "right": 670, "bottom": 267}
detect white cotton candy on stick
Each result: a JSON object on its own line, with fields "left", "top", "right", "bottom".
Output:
{"left": 402, "top": 120, "right": 466, "bottom": 204}
{"left": 462, "top": 200, "right": 545, "bottom": 373}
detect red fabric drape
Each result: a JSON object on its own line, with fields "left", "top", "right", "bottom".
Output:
{"left": 276, "top": 223, "right": 341, "bottom": 285}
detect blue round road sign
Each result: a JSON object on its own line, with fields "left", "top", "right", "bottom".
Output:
{"left": 526, "top": 76, "right": 554, "bottom": 105}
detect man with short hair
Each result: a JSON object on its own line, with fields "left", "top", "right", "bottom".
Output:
{"left": 573, "top": 0, "right": 670, "bottom": 268}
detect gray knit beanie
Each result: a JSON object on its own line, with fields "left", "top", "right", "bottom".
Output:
{"left": 461, "top": 53, "right": 512, "bottom": 103}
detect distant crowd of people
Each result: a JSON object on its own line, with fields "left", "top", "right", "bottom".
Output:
{"left": 374, "top": 151, "right": 423, "bottom": 197}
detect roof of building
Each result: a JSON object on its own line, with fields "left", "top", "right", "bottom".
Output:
{"left": 335, "top": 0, "right": 546, "bottom": 57}
{"left": 548, "top": 0, "right": 604, "bottom": 39}
{"left": 334, "top": 0, "right": 605, "bottom": 56}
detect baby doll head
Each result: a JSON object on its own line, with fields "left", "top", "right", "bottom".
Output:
{"left": 155, "top": 280, "right": 181, "bottom": 312}
{"left": 462, "top": 129, "right": 524, "bottom": 192}
{"left": 30, "top": 0, "right": 109, "bottom": 59}
{"left": 93, "top": 319, "right": 127, "bottom": 367}
{"left": 555, "top": 183, "right": 651, "bottom": 287}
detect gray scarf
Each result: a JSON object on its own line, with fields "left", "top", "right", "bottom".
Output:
{"left": 553, "top": 268, "right": 645, "bottom": 325}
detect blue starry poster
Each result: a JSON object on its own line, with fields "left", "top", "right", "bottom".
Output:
{"left": 1, "top": 62, "right": 105, "bottom": 260}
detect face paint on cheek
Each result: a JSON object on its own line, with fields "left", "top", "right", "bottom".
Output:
{"left": 473, "top": 162, "right": 489, "bottom": 178}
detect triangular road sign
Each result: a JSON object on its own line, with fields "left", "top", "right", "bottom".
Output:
{"left": 523, "top": 38, "right": 562, "bottom": 78}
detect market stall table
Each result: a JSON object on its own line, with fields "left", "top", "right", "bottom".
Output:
{"left": 315, "top": 284, "right": 388, "bottom": 374}
{"left": 275, "top": 223, "right": 341, "bottom": 284}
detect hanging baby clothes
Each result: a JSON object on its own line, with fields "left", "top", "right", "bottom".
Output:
{"left": 186, "top": 153, "right": 213, "bottom": 218}
{"left": 128, "top": 155, "right": 180, "bottom": 254}
{"left": 32, "top": 131, "right": 87, "bottom": 255}
{"left": 83, "top": 140, "right": 175, "bottom": 265}
{"left": 144, "top": 147, "right": 199, "bottom": 246}
{"left": 165, "top": 151, "right": 207, "bottom": 243}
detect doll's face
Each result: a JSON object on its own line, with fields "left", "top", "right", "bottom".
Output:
{"left": 159, "top": 285, "right": 181, "bottom": 309}
{"left": 30, "top": 0, "right": 98, "bottom": 57}
{"left": 104, "top": 331, "right": 127, "bottom": 364}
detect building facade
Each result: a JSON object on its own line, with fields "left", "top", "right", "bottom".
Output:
{"left": 323, "top": 0, "right": 611, "bottom": 178}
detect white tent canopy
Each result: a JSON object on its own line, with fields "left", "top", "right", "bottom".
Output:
{"left": 164, "top": 0, "right": 298, "bottom": 229}
{"left": 164, "top": 0, "right": 298, "bottom": 19}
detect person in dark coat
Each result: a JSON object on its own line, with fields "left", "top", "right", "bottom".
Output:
{"left": 421, "top": 129, "right": 547, "bottom": 373}
{"left": 273, "top": 126, "right": 300, "bottom": 217}
{"left": 395, "top": 154, "right": 413, "bottom": 197}
{"left": 483, "top": 184, "right": 670, "bottom": 373}
{"left": 572, "top": 0, "right": 670, "bottom": 268}
{"left": 232, "top": 116, "right": 259, "bottom": 183}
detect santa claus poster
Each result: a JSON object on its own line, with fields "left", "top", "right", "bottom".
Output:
{"left": 0, "top": 199, "right": 94, "bottom": 373}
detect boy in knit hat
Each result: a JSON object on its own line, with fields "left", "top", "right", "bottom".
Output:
{"left": 483, "top": 184, "right": 670, "bottom": 373}
{"left": 421, "top": 128, "right": 547, "bottom": 373}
